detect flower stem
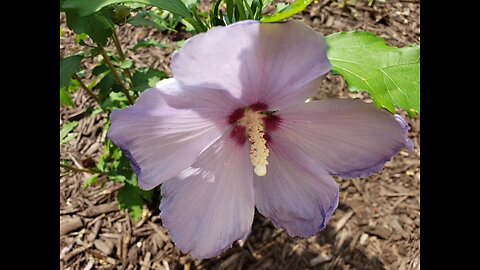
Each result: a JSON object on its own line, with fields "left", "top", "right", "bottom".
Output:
{"left": 73, "top": 74, "right": 101, "bottom": 106}
{"left": 111, "top": 30, "right": 134, "bottom": 88}
{"left": 98, "top": 46, "right": 134, "bottom": 105}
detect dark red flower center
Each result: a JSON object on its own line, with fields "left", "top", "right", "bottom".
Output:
{"left": 227, "top": 103, "right": 282, "bottom": 176}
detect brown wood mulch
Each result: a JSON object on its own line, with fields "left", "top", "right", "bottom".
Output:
{"left": 60, "top": 1, "right": 420, "bottom": 269}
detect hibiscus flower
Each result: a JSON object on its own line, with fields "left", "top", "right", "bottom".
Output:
{"left": 108, "top": 20, "right": 413, "bottom": 258}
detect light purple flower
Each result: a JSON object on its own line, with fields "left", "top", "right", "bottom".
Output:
{"left": 108, "top": 20, "right": 413, "bottom": 259}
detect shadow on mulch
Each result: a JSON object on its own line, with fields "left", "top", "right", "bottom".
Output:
{"left": 196, "top": 206, "right": 384, "bottom": 270}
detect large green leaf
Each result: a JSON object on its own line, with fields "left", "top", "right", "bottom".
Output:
{"left": 326, "top": 31, "right": 420, "bottom": 117}
{"left": 60, "top": 55, "right": 83, "bottom": 90}
{"left": 260, "top": 0, "right": 313, "bottom": 23}
{"left": 63, "top": 0, "right": 206, "bottom": 32}
{"left": 64, "top": 8, "right": 115, "bottom": 46}
{"left": 62, "top": 0, "right": 192, "bottom": 19}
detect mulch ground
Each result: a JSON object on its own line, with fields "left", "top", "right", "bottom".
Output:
{"left": 60, "top": 0, "right": 420, "bottom": 269}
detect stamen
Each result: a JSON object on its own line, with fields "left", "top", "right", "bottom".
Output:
{"left": 239, "top": 109, "right": 270, "bottom": 176}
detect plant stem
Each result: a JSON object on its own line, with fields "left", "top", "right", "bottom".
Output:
{"left": 111, "top": 30, "right": 126, "bottom": 60}
{"left": 74, "top": 74, "right": 101, "bottom": 106}
{"left": 98, "top": 46, "right": 134, "bottom": 105}
{"left": 111, "top": 30, "right": 134, "bottom": 88}
{"left": 60, "top": 163, "right": 103, "bottom": 174}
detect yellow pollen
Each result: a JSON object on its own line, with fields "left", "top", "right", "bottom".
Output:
{"left": 238, "top": 109, "right": 269, "bottom": 176}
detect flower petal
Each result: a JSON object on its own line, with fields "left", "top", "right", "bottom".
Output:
{"left": 172, "top": 20, "right": 331, "bottom": 109}
{"left": 160, "top": 134, "right": 254, "bottom": 259}
{"left": 254, "top": 135, "right": 339, "bottom": 238}
{"left": 107, "top": 85, "right": 225, "bottom": 190}
{"left": 276, "top": 99, "right": 414, "bottom": 178}
{"left": 156, "top": 78, "right": 247, "bottom": 119}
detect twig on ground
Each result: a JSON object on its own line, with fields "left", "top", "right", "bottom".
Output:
{"left": 60, "top": 216, "right": 84, "bottom": 236}
{"left": 78, "top": 201, "right": 119, "bottom": 218}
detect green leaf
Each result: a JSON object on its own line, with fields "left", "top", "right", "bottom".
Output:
{"left": 87, "top": 71, "right": 106, "bottom": 90}
{"left": 250, "top": 0, "right": 263, "bottom": 20}
{"left": 60, "top": 88, "right": 74, "bottom": 106}
{"left": 190, "top": 7, "right": 207, "bottom": 31}
{"left": 209, "top": 0, "right": 225, "bottom": 26}
{"left": 131, "top": 68, "right": 168, "bottom": 92}
{"left": 97, "top": 71, "right": 116, "bottom": 89}
{"left": 176, "top": 40, "right": 186, "bottom": 49}
{"left": 260, "top": 0, "right": 313, "bottom": 23}
{"left": 211, "top": 0, "right": 262, "bottom": 25}
{"left": 60, "top": 55, "right": 83, "bottom": 89}
{"left": 94, "top": 64, "right": 124, "bottom": 103}
{"left": 97, "top": 72, "right": 117, "bottom": 101}
{"left": 117, "top": 182, "right": 153, "bottom": 222}
{"left": 62, "top": 0, "right": 193, "bottom": 20}
{"left": 119, "top": 59, "right": 134, "bottom": 69}
{"left": 93, "top": 64, "right": 110, "bottom": 76}
{"left": 235, "top": 0, "right": 247, "bottom": 20}
{"left": 133, "top": 39, "right": 168, "bottom": 50}
{"left": 140, "top": 188, "right": 154, "bottom": 203}
{"left": 60, "top": 121, "right": 79, "bottom": 144}
{"left": 83, "top": 174, "right": 99, "bottom": 187}
{"left": 129, "top": 10, "right": 182, "bottom": 32}
{"left": 113, "top": 4, "right": 132, "bottom": 24}
{"left": 62, "top": 134, "right": 78, "bottom": 145}
{"left": 84, "top": 47, "right": 102, "bottom": 58}
{"left": 275, "top": 3, "right": 288, "bottom": 12}
{"left": 262, "top": 0, "right": 274, "bottom": 9}
{"left": 117, "top": 155, "right": 138, "bottom": 185}
{"left": 97, "top": 155, "right": 106, "bottom": 172}
{"left": 64, "top": 8, "right": 115, "bottom": 46}
{"left": 75, "top": 33, "right": 89, "bottom": 45}
{"left": 129, "top": 11, "right": 168, "bottom": 31}
{"left": 117, "top": 183, "right": 144, "bottom": 221}
{"left": 101, "top": 92, "right": 130, "bottom": 110}
{"left": 326, "top": 31, "right": 420, "bottom": 116}
{"left": 107, "top": 152, "right": 136, "bottom": 183}
{"left": 182, "top": 0, "right": 198, "bottom": 9}
{"left": 225, "top": 0, "right": 234, "bottom": 23}
{"left": 110, "top": 91, "right": 130, "bottom": 102}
